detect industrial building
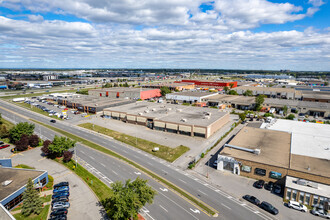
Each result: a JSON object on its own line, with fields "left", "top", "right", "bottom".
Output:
{"left": 103, "top": 102, "right": 230, "bottom": 138}
{"left": 217, "top": 120, "right": 330, "bottom": 208}
{"left": 302, "top": 91, "right": 330, "bottom": 103}
{"left": 203, "top": 94, "right": 256, "bottom": 110}
{"left": 233, "top": 86, "right": 302, "bottom": 100}
{"left": 57, "top": 95, "right": 134, "bottom": 113}
{"left": 165, "top": 91, "right": 218, "bottom": 103}
{"left": 174, "top": 80, "right": 238, "bottom": 88}
{"left": 142, "top": 82, "right": 195, "bottom": 91}
{"left": 0, "top": 165, "right": 48, "bottom": 211}
{"left": 88, "top": 88, "right": 161, "bottom": 100}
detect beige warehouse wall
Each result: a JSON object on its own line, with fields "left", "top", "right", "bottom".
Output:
{"left": 207, "top": 113, "right": 230, "bottom": 138}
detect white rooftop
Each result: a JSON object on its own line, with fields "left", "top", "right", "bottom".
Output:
{"left": 286, "top": 176, "right": 330, "bottom": 198}
{"left": 261, "top": 119, "right": 330, "bottom": 160}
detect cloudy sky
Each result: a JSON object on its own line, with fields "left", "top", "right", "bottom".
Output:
{"left": 0, "top": 0, "right": 329, "bottom": 70}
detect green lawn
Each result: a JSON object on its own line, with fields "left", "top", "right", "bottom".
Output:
{"left": 78, "top": 123, "right": 189, "bottom": 163}
{"left": 30, "top": 119, "right": 217, "bottom": 215}
{"left": 40, "top": 195, "right": 52, "bottom": 203}
{"left": 56, "top": 159, "right": 112, "bottom": 201}
{"left": 14, "top": 164, "right": 35, "bottom": 169}
{"left": 13, "top": 204, "right": 50, "bottom": 220}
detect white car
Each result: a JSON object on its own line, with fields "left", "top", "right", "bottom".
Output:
{"left": 52, "top": 201, "right": 70, "bottom": 210}
{"left": 287, "top": 200, "right": 307, "bottom": 212}
{"left": 311, "top": 207, "right": 330, "bottom": 219}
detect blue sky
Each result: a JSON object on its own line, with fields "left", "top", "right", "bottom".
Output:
{"left": 0, "top": 0, "right": 329, "bottom": 70}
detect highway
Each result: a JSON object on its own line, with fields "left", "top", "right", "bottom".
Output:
{"left": 0, "top": 99, "right": 275, "bottom": 220}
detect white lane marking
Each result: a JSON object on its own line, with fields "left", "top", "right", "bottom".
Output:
{"left": 227, "top": 196, "right": 232, "bottom": 199}
{"left": 215, "top": 189, "right": 220, "bottom": 192}
{"left": 101, "top": 163, "right": 106, "bottom": 167}
{"left": 89, "top": 156, "right": 95, "bottom": 160}
{"left": 159, "top": 205, "right": 168, "bottom": 213}
{"left": 221, "top": 203, "right": 232, "bottom": 210}
{"left": 179, "top": 179, "right": 186, "bottom": 184}
{"left": 254, "top": 211, "right": 260, "bottom": 214}
{"left": 122, "top": 150, "right": 127, "bottom": 153}
{"left": 147, "top": 162, "right": 152, "bottom": 165}
{"left": 241, "top": 203, "right": 247, "bottom": 206}
{"left": 80, "top": 151, "right": 85, "bottom": 154}
{"left": 141, "top": 207, "right": 155, "bottom": 220}
{"left": 159, "top": 188, "right": 168, "bottom": 192}
{"left": 161, "top": 169, "right": 167, "bottom": 173}
{"left": 134, "top": 172, "right": 141, "bottom": 175}
{"left": 189, "top": 208, "right": 200, "bottom": 214}
{"left": 112, "top": 171, "right": 118, "bottom": 175}
{"left": 184, "top": 173, "right": 189, "bottom": 176}
{"left": 203, "top": 183, "right": 208, "bottom": 186}
{"left": 194, "top": 178, "right": 199, "bottom": 181}
{"left": 197, "top": 190, "right": 208, "bottom": 196}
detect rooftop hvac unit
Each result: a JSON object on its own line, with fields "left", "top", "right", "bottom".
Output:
{"left": 254, "top": 149, "right": 261, "bottom": 155}
{"left": 181, "top": 118, "right": 187, "bottom": 122}
{"left": 2, "top": 180, "right": 13, "bottom": 186}
{"left": 296, "top": 179, "right": 318, "bottom": 189}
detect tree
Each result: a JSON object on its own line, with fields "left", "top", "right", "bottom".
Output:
{"left": 243, "top": 90, "right": 253, "bottom": 96}
{"left": 239, "top": 113, "right": 246, "bottom": 122}
{"left": 9, "top": 122, "right": 35, "bottom": 144}
{"left": 102, "top": 83, "right": 111, "bottom": 88}
{"left": 223, "top": 86, "right": 229, "bottom": 93}
{"left": 228, "top": 90, "right": 238, "bottom": 95}
{"left": 48, "top": 135, "right": 76, "bottom": 157}
{"left": 160, "top": 86, "right": 171, "bottom": 96}
{"left": 15, "top": 134, "right": 29, "bottom": 151}
{"left": 41, "top": 140, "right": 51, "bottom": 155}
{"left": 29, "top": 134, "right": 40, "bottom": 147}
{"left": 255, "top": 95, "right": 266, "bottom": 111}
{"left": 325, "top": 82, "right": 329, "bottom": 86}
{"left": 123, "top": 82, "right": 129, "bottom": 87}
{"left": 282, "top": 105, "right": 288, "bottom": 116}
{"left": 286, "top": 114, "right": 295, "bottom": 120}
{"left": 22, "top": 178, "right": 42, "bottom": 217}
{"left": 103, "top": 178, "right": 156, "bottom": 220}
{"left": 63, "top": 151, "right": 73, "bottom": 162}
{"left": 0, "top": 125, "right": 9, "bottom": 138}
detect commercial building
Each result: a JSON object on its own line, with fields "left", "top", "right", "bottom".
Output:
{"left": 103, "top": 102, "right": 230, "bottom": 138}
{"left": 165, "top": 91, "right": 218, "bottom": 103}
{"left": 233, "top": 86, "right": 302, "bottom": 100}
{"left": 0, "top": 166, "right": 48, "bottom": 211}
{"left": 203, "top": 94, "right": 256, "bottom": 110}
{"left": 88, "top": 88, "right": 161, "bottom": 100}
{"left": 143, "top": 82, "right": 195, "bottom": 91}
{"left": 302, "top": 91, "right": 330, "bottom": 103}
{"left": 175, "top": 80, "right": 238, "bottom": 88}
{"left": 57, "top": 95, "right": 134, "bottom": 114}
{"left": 217, "top": 120, "right": 330, "bottom": 208}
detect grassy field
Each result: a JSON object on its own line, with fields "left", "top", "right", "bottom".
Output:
{"left": 13, "top": 204, "right": 50, "bottom": 220}
{"left": 40, "top": 195, "right": 52, "bottom": 203}
{"left": 2, "top": 117, "right": 14, "bottom": 129}
{"left": 55, "top": 158, "right": 112, "bottom": 201}
{"left": 79, "top": 123, "right": 189, "bottom": 163}
{"left": 1, "top": 89, "right": 77, "bottom": 100}
{"left": 30, "top": 119, "right": 217, "bottom": 215}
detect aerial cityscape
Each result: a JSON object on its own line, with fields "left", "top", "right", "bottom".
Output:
{"left": 0, "top": 1, "right": 329, "bottom": 220}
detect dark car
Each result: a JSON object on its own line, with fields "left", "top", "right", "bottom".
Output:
{"left": 243, "top": 195, "right": 260, "bottom": 206}
{"left": 260, "top": 201, "right": 279, "bottom": 215}
{"left": 0, "top": 141, "right": 4, "bottom": 145}
{"left": 0, "top": 144, "right": 10, "bottom": 149}
{"left": 54, "top": 182, "right": 69, "bottom": 188}
{"left": 52, "top": 192, "right": 70, "bottom": 199}
{"left": 254, "top": 180, "right": 265, "bottom": 189}
{"left": 50, "top": 208, "right": 68, "bottom": 217}
{"left": 50, "top": 214, "right": 67, "bottom": 220}
{"left": 52, "top": 197, "right": 69, "bottom": 205}
{"left": 50, "top": 119, "right": 56, "bottom": 123}
{"left": 273, "top": 184, "right": 282, "bottom": 194}
{"left": 264, "top": 181, "right": 274, "bottom": 191}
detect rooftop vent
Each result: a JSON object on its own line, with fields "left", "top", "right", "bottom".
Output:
{"left": 2, "top": 180, "right": 13, "bottom": 186}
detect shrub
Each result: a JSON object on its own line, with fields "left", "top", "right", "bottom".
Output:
{"left": 201, "top": 153, "right": 204, "bottom": 158}
{"left": 15, "top": 134, "right": 29, "bottom": 151}
{"left": 63, "top": 151, "right": 73, "bottom": 162}
{"left": 29, "top": 134, "right": 40, "bottom": 147}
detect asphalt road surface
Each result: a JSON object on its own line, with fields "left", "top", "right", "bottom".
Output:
{"left": 0, "top": 99, "right": 276, "bottom": 220}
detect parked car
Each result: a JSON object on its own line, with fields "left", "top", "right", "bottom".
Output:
{"left": 52, "top": 202, "right": 70, "bottom": 210}
{"left": 53, "top": 186, "right": 69, "bottom": 193}
{"left": 242, "top": 195, "right": 260, "bottom": 206}
{"left": 311, "top": 207, "right": 330, "bottom": 219}
{"left": 264, "top": 181, "right": 274, "bottom": 191}
{"left": 52, "top": 192, "right": 70, "bottom": 199}
{"left": 287, "top": 200, "right": 307, "bottom": 212}
{"left": 50, "top": 208, "right": 68, "bottom": 217}
{"left": 0, "top": 141, "right": 4, "bottom": 145}
{"left": 259, "top": 201, "right": 279, "bottom": 215}
{"left": 54, "top": 182, "right": 69, "bottom": 188}
{"left": 254, "top": 180, "right": 265, "bottom": 189}
{"left": 0, "top": 144, "right": 10, "bottom": 149}
{"left": 52, "top": 197, "right": 69, "bottom": 205}
{"left": 273, "top": 184, "right": 282, "bottom": 194}
{"left": 50, "top": 214, "right": 67, "bottom": 220}
{"left": 50, "top": 119, "right": 56, "bottom": 123}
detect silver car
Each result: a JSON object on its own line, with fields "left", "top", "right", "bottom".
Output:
{"left": 311, "top": 207, "right": 330, "bottom": 219}
{"left": 52, "top": 201, "right": 70, "bottom": 210}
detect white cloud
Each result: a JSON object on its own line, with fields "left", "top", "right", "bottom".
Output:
{"left": 28, "top": 14, "right": 43, "bottom": 22}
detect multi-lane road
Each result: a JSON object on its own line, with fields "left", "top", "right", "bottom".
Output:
{"left": 0, "top": 99, "right": 275, "bottom": 220}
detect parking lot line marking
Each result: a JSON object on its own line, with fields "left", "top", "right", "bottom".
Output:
{"left": 197, "top": 190, "right": 208, "bottom": 196}
{"left": 221, "top": 203, "right": 231, "bottom": 210}
{"left": 159, "top": 205, "right": 168, "bottom": 213}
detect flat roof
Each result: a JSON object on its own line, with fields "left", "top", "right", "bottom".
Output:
{"left": 90, "top": 88, "right": 156, "bottom": 92}
{"left": 204, "top": 94, "right": 255, "bottom": 105}
{"left": 234, "top": 86, "right": 295, "bottom": 93}
{"left": 222, "top": 127, "right": 291, "bottom": 168}
{"left": 302, "top": 91, "right": 330, "bottom": 100}
{"left": 262, "top": 119, "right": 330, "bottom": 160}
{"left": 0, "top": 168, "right": 45, "bottom": 202}
{"left": 167, "top": 91, "right": 218, "bottom": 98}
{"left": 290, "top": 154, "right": 330, "bottom": 178}
{"left": 264, "top": 98, "right": 330, "bottom": 110}
{"left": 105, "top": 101, "right": 228, "bottom": 127}
{"left": 286, "top": 176, "right": 330, "bottom": 198}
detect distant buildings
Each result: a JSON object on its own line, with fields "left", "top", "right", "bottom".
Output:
{"left": 88, "top": 88, "right": 161, "bottom": 100}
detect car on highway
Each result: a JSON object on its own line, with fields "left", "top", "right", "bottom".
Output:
{"left": 0, "top": 144, "right": 10, "bottom": 149}
{"left": 54, "top": 182, "right": 69, "bottom": 188}
{"left": 311, "top": 207, "right": 330, "bottom": 219}
{"left": 50, "top": 208, "right": 68, "bottom": 217}
{"left": 52, "top": 192, "right": 70, "bottom": 199}
{"left": 52, "top": 202, "right": 70, "bottom": 210}
{"left": 254, "top": 180, "right": 265, "bottom": 189}
{"left": 259, "top": 201, "right": 279, "bottom": 215}
{"left": 287, "top": 200, "right": 307, "bottom": 212}
{"left": 242, "top": 195, "right": 260, "bottom": 206}
{"left": 50, "top": 119, "right": 56, "bottom": 123}
{"left": 264, "top": 181, "right": 274, "bottom": 191}
{"left": 53, "top": 186, "right": 69, "bottom": 193}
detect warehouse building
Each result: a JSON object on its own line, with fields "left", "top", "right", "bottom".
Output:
{"left": 233, "top": 86, "right": 302, "bottom": 100}
{"left": 88, "top": 88, "right": 161, "bottom": 100}
{"left": 217, "top": 120, "right": 330, "bottom": 208}
{"left": 143, "top": 82, "right": 195, "bottom": 91}
{"left": 103, "top": 102, "right": 230, "bottom": 138}
{"left": 166, "top": 91, "right": 218, "bottom": 103}
{"left": 175, "top": 80, "right": 238, "bottom": 88}
{"left": 302, "top": 91, "right": 330, "bottom": 103}
{"left": 0, "top": 166, "right": 48, "bottom": 211}
{"left": 57, "top": 95, "right": 134, "bottom": 113}
{"left": 203, "top": 94, "right": 256, "bottom": 110}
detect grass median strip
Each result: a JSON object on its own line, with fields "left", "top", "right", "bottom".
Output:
{"left": 30, "top": 119, "right": 217, "bottom": 216}
{"left": 12, "top": 102, "right": 61, "bottom": 120}
{"left": 79, "top": 123, "right": 189, "bottom": 163}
